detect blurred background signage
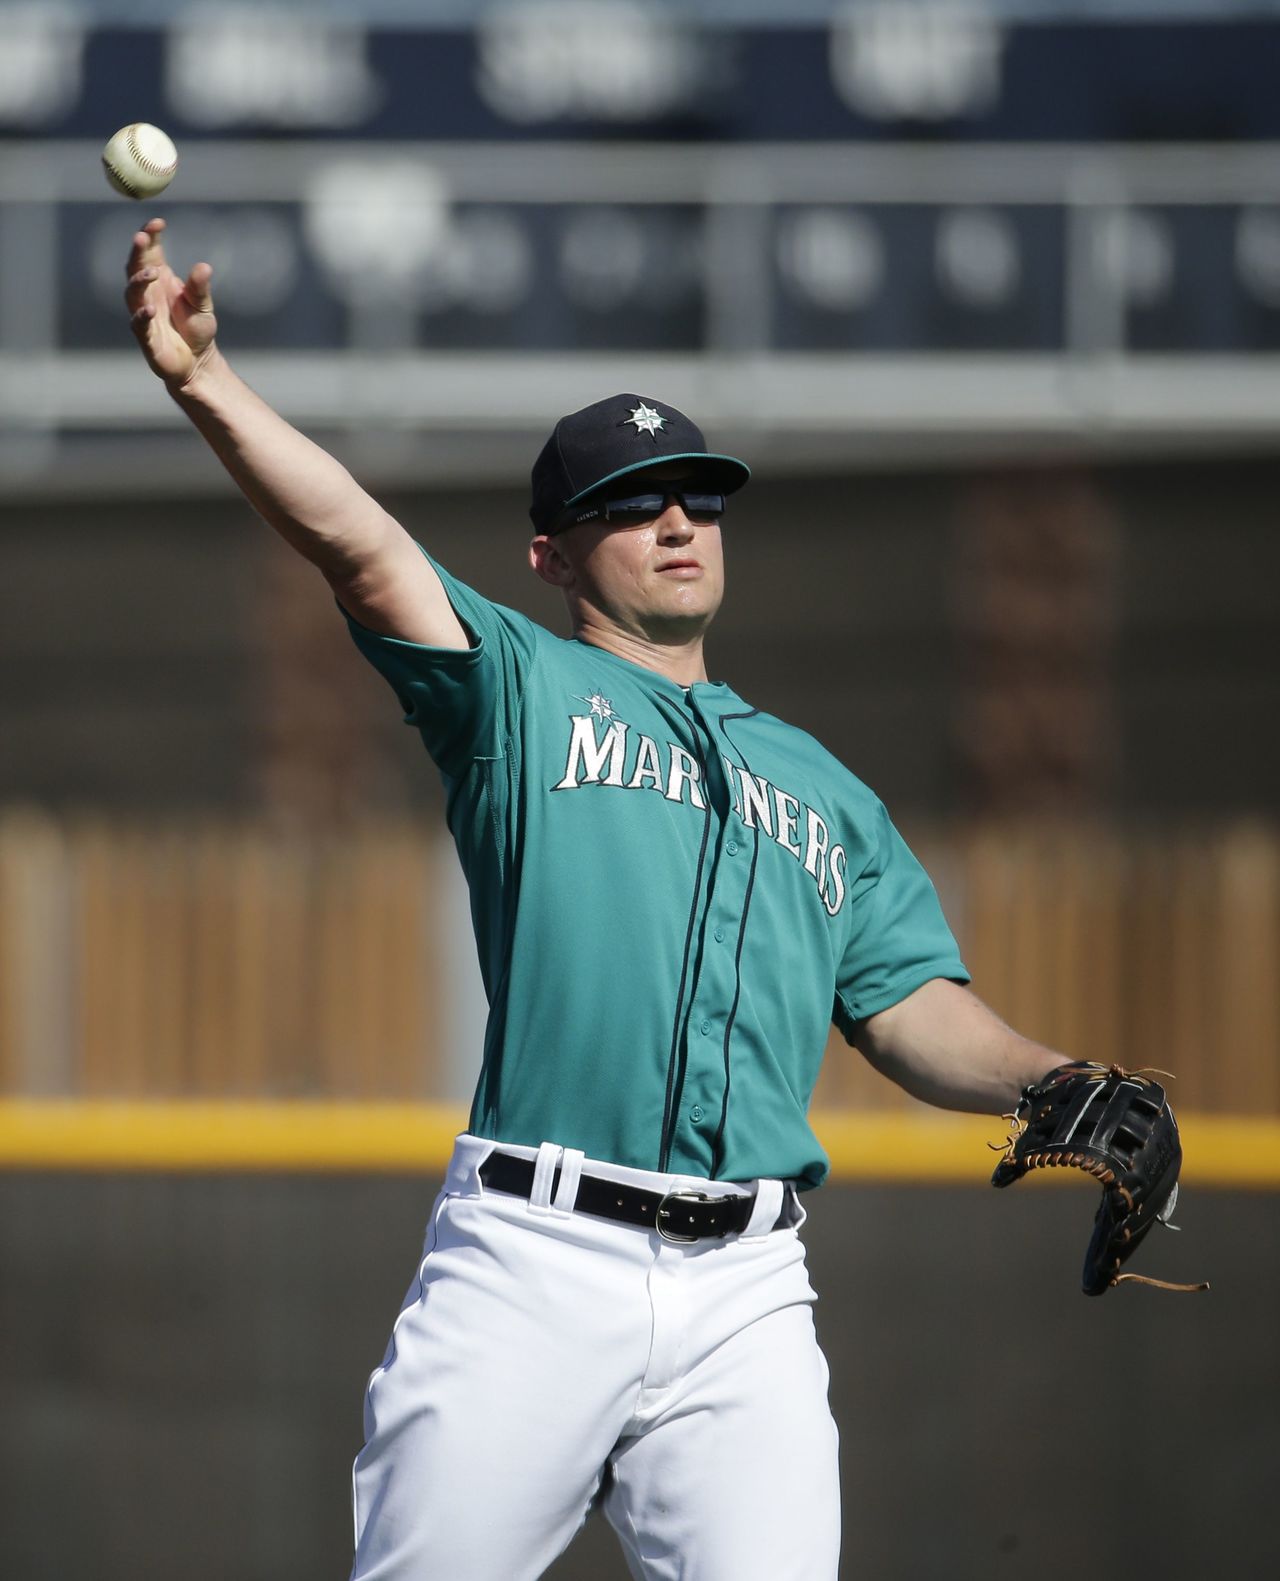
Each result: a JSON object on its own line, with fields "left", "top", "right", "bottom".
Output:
{"left": 5, "top": 1, "right": 1280, "bottom": 141}
{"left": 3, "top": 0, "right": 1280, "bottom": 492}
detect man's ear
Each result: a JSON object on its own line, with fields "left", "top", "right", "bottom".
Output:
{"left": 529, "top": 533, "right": 575, "bottom": 588}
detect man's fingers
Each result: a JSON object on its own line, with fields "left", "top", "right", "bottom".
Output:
{"left": 125, "top": 234, "right": 150, "bottom": 277}
{"left": 129, "top": 303, "right": 157, "bottom": 342}
{"left": 183, "top": 261, "right": 214, "bottom": 314}
{"left": 124, "top": 265, "right": 158, "bottom": 309}
{"left": 125, "top": 217, "right": 168, "bottom": 278}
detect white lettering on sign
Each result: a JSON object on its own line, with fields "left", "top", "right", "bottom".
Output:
{"left": 0, "top": 5, "right": 83, "bottom": 125}
{"left": 167, "top": 6, "right": 383, "bottom": 128}
{"left": 830, "top": 2, "right": 1003, "bottom": 122}
{"left": 476, "top": 1, "right": 703, "bottom": 124}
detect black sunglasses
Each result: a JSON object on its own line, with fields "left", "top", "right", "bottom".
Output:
{"left": 558, "top": 490, "right": 726, "bottom": 532}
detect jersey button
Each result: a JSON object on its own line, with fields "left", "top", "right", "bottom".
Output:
{"left": 699, "top": 1019, "right": 711, "bottom": 1036}
{"left": 725, "top": 840, "right": 739, "bottom": 855}
{"left": 713, "top": 927, "right": 725, "bottom": 943}
{"left": 690, "top": 1105, "right": 705, "bottom": 1123}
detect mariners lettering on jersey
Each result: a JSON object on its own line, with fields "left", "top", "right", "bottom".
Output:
{"left": 552, "top": 702, "right": 848, "bottom": 916}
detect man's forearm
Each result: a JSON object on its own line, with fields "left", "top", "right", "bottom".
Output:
{"left": 876, "top": 1025, "right": 1062, "bottom": 1115}
{"left": 856, "top": 979, "right": 1065, "bottom": 1115}
{"left": 170, "top": 349, "right": 400, "bottom": 580}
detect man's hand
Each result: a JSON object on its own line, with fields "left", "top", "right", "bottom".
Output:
{"left": 990, "top": 1061, "right": 1208, "bottom": 1294}
{"left": 124, "top": 217, "right": 217, "bottom": 390}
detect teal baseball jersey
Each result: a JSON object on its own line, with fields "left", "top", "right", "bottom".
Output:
{"left": 347, "top": 554, "right": 968, "bottom": 1188}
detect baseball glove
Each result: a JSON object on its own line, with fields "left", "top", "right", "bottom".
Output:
{"left": 991, "top": 1061, "right": 1208, "bottom": 1295}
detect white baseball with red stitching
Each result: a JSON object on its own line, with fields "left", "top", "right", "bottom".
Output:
{"left": 102, "top": 123, "right": 178, "bottom": 200}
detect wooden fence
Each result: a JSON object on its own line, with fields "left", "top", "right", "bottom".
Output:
{"left": 813, "top": 821, "right": 1280, "bottom": 1115}
{"left": 0, "top": 815, "right": 442, "bottom": 1100}
{"left": 1, "top": 813, "right": 1276, "bottom": 1114}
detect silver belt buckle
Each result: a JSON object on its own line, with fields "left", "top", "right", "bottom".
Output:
{"left": 655, "top": 1188, "right": 722, "bottom": 1244}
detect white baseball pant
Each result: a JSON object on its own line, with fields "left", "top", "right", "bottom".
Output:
{"left": 349, "top": 1134, "right": 841, "bottom": 1581}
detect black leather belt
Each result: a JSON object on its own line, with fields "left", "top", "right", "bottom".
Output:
{"left": 479, "top": 1152, "right": 798, "bottom": 1244}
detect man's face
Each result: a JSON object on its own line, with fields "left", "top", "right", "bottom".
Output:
{"left": 532, "top": 477, "right": 726, "bottom": 644}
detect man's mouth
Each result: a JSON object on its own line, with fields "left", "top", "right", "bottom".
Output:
{"left": 657, "top": 559, "right": 701, "bottom": 575}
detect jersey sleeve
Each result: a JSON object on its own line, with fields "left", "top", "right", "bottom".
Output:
{"left": 342, "top": 549, "right": 540, "bottom": 773}
{"left": 832, "top": 801, "right": 970, "bottom": 1038}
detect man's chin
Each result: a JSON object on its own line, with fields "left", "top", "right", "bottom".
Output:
{"left": 642, "top": 604, "right": 720, "bottom": 645}
{"left": 657, "top": 580, "right": 721, "bottom": 617}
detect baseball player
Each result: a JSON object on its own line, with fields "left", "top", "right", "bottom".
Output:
{"left": 125, "top": 218, "right": 1067, "bottom": 1580}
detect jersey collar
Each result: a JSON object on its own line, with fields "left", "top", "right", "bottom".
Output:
{"left": 568, "top": 634, "right": 744, "bottom": 710}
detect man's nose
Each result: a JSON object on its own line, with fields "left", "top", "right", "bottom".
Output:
{"left": 657, "top": 499, "right": 696, "bottom": 538}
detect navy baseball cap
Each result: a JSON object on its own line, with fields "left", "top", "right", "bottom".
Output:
{"left": 530, "top": 394, "right": 750, "bottom": 535}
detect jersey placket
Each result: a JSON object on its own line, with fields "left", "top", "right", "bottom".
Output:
{"left": 659, "top": 692, "right": 758, "bottom": 1179}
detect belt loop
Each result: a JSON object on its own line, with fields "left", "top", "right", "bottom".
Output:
{"left": 740, "top": 1178, "right": 783, "bottom": 1240}
{"left": 528, "top": 1142, "right": 561, "bottom": 1214}
{"left": 446, "top": 1136, "right": 480, "bottom": 1196}
{"left": 552, "top": 1148, "right": 585, "bottom": 1215}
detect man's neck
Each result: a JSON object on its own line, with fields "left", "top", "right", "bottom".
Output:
{"left": 573, "top": 621, "right": 710, "bottom": 688}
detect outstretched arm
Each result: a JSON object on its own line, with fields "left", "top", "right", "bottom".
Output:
{"left": 855, "top": 978, "right": 1064, "bottom": 1114}
{"left": 124, "top": 217, "right": 466, "bottom": 648}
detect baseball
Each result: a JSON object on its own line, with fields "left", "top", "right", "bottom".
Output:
{"left": 102, "top": 123, "right": 178, "bottom": 201}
